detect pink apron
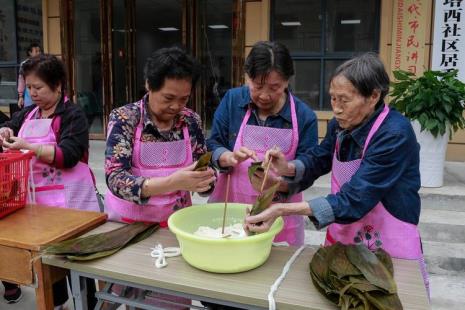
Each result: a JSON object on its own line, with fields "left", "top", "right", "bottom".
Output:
{"left": 105, "top": 101, "right": 192, "bottom": 310}
{"left": 324, "top": 104, "right": 430, "bottom": 295}
{"left": 18, "top": 106, "right": 100, "bottom": 211}
{"left": 105, "top": 101, "right": 193, "bottom": 223}
{"left": 209, "top": 94, "right": 305, "bottom": 246}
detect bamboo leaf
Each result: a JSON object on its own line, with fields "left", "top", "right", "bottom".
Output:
{"left": 44, "top": 222, "right": 158, "bottom": 255}
{"left": 346, "top": 244, "right": 397, "bottom": 294}
{"left": 66, "top": 247, "right": 121, "bottom": 261}
{"left": 364, "top": 291, "right": 403, "bottom": 310}
{"left": 248, "top": 161, "right": 264, "bottom": 183}
{"left": 65, "top": 224, "right": 159, "bottom": 261}
{"left": 194, "top": 152, "right": 212, "bottom": 171}
{"left": 249, "top": 182, "right": 279, "bottom": 216}
{"left": 374, "top": 248, "right": 394, "bottom": 277}
{"left": 328, "top": 242, "right": 363, "bottom": 278}
{"left": 309, "top": 243, "right": 402, "bottom": 309}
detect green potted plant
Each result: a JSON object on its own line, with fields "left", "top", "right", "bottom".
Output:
{"left": 390, "top": 69, "right": 465, "bottom": 187}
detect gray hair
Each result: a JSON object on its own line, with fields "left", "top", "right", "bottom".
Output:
{"left": 330, "top": 53, "right": 390, "bottom": 100}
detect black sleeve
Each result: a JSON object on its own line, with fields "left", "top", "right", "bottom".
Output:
{"left": 55, "top": 104, "right": 89, "bottom": 169}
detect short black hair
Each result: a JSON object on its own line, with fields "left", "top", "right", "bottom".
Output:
{"left": 27, "top": 42, "right": 41, "bottom": 56}
{"left": 330, "top": 53, "right": 390, "bottom": 100}
{"left": 244, "top": 41, "right": 294, "bottom": 82}
{"left": 144, "top": 46, "right": 200, "bottom": 91}
{"left": 20, "top": 54, "right": 66, "bottom": 92}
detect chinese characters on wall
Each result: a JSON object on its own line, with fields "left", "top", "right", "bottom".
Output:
{"left": 391, "top": 0, "right": 430, "bottom": 76}
{"left": 432, "top": 0, "right": 465, "bottom": 82}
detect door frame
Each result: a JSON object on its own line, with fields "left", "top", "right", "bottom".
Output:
{"left": 61, "top": 0, "right": 107, "bottom": 139}
{"left": 61, "top": 0, "right": 246, "bottom": 138}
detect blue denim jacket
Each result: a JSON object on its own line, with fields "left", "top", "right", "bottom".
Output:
{"left": 207, "top": 86, "right": 318, "bottom": 194}
{"left": 299, "top": 103, "right": 421, "bottom": 229}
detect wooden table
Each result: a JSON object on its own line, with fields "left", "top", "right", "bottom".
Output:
{"left": 43, "top": 222, "right": 430, "bottom": 310}
{"left": 0, "top": 205, "right": 107, "bottom": 310}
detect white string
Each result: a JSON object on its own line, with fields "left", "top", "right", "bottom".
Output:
{"left": 272, "top": 241, "right": 290, "bottom": 247}
{"left": 150, "top": 244, "right": 181, "bottom": 269}
{"left": 268, "top": 245, "right": 306, "bottom": 310}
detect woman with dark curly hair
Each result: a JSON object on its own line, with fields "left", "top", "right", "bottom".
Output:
{"left": 104, "top": 46, "right": 215, "bottom": 309}
{"left": 105, "top": 46, "right": 215, "bottom": 224}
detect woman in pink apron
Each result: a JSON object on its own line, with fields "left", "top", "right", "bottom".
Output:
{"left": 104, "top": 47, "right": 215, "bottom": 309}
{"left": 245, "top": 53, "right": 430, "bottom": 297}
{"left": 0, "top": 54, "right": 99, "bottom": 308}
{"left": 207, "top": 41, "right": 318, "bottom": 247}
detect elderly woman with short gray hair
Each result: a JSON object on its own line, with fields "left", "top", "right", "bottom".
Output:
{"left": 245, "top": 53, "right": 429, "bottom": 296}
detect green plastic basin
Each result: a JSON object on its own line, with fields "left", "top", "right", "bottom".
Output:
{"left": 168, "top": 203, "right": 283, "bottom": 273}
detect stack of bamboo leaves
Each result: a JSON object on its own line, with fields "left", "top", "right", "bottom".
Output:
{"left": 43, "top": 222, "right": 159, "bottom": 261}
{"left": 310, "top": 242, "right": 402, "bottom": 310}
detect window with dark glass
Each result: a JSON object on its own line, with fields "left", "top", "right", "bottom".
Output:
{"left": 0, "top": 0, "right": 42, "bottom": 108}
{"left": 74, "top": 0, "right": 103, "bottom": 134}
{"left": 197, "top": 0, "right": 233, "bottom": 128}
{"left": 272, "top": 0, "right": 380, "bottom": 110}
{"left": 135, "top": 0, "right": 183, "bottom": 98}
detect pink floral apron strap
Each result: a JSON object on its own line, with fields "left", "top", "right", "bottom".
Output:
{"left": 362, "top": 104, "right": 389, "bottom": 157}
{"left": 237, "top": 108, "right": 253, "bottom": 145}
{"left": 288, "top": 93, "right": 299, "bottom": 153}
{"left": 24, "top": 106, "right": 40, "bottom": 121}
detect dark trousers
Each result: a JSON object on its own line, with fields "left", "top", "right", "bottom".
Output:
{"left": 2, "top": 278, "right": 96, "bottom": 308}
{"left": 2, "top": 281, "right": 18, "bottom": 292}
{"left": 56, "top": 277, "right": 98, "bottom": 308}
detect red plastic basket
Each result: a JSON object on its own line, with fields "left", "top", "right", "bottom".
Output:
{"left": 0, "top": 151, "right": 34, "bottom": 218}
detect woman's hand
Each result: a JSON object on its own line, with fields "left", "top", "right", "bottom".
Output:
{"left": 250, "top": 169, "right": 282, "bottom": 193}
{"left": 219, "top": 147, "right": 257, "bottom": 168}
{"left": 244, "top": 204, "right": 283, "bottom": 233}
{"left": 2, "top": 136, "right": 31, "bottom": 150}
{"left": 170, "top": 162, "right": 216, "bottom": 193}
{"left": 264, "top": 148, "right": 295, "bottom": 177}
{"left": 245, "top": 201, "right": 312, "bottom": 233}
{"left": 0, "top": 127, "right": 14, "bottom": 143}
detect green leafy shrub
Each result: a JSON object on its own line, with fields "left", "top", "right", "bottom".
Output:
{"left": 390, "top": 69, "right": 465, "bottom": 138}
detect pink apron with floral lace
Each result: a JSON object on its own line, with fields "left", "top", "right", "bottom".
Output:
{"left": 105, "top": 102, "right": 193, "bottom": 223}
{"left": 324, "top": 104, "right": 429, "bottom": 295}
{"left": 18, "top": 106, "right": 100, "bottom": 211}
{"left": 209, "top": 94, "right": 304, "bottom": 246}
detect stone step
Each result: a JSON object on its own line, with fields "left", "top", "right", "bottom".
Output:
{"left": 423, "top": 241, "right": 465, "bottom": 266}
{"left": 420, "top": 194, "right": 465, "bottom": 212}
{"left": 304, "top": 231, "right": 465, "bottom": 255}
{"left": 426, "top": 256, "right": 465, "bottom": 276}
{"left": 304, "top": 184, "right": 465, "bottom": 201}
{"left": 429, "top": 274, "right": 465, "bottom": 310}
{"left": 419, "top": 223, "right": 465, "bottom": 243}
{"left": 301, "top": 194, "right": 465, "bottom": 244}
{"left": 304, "top": 230, "right": 465, "bottom": 276}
